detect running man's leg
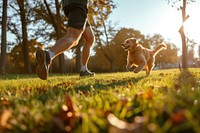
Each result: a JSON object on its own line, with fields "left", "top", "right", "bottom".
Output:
{"left": 82, "top": 26, "right": 95, "bottom": 66}
{"left": 36, "top": 4, "right": 87, "bottom": 80}
{"left": 80, "top": 26, "right": 95, "bottom": 76}
{"left": 50, "top": 27, "right": 83, "bottom": 58}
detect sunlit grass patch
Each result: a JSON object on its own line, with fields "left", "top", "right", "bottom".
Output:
{"left": 0, "top": 68, "right": 200, "bottom": 133}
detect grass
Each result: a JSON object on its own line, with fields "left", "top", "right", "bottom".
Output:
{"left": 0, "top": 68, "right": 200, "bottom": 133}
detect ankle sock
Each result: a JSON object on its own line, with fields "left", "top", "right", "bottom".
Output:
{"left": 81, "top": 65, "right": 88, "bottom": 72}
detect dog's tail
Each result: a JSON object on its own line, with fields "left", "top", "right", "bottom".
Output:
{"left": 153, "top": 43, "right": 167, "bottom": 56}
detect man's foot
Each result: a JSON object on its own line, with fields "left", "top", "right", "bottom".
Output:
{"left": 35, "top": 50, "right": 51, "bottom": 80}
{"left": 80, "top": 70, "right": 95, "bottom": 77}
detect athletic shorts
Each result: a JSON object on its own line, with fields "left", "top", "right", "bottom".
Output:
{"left": 63, "top": 3, "right": 90, "bottom": 30}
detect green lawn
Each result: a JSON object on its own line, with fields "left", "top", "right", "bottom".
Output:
{"left": 0, "top": 68, "right": 200, "bottom": 133}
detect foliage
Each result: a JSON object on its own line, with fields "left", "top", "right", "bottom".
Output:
{"left": 7, "top": 0, "right": 30, "bottom": 43}
{"left": 88, "top": 0, "right": 116, "bottom": 27}
{"left": 9, "top": 39, "right": 43, "bottom": 73}
{"left": 0, "top": 68, "right": 200, "bottom": 132}
{"left": 146, "top": 34, "right": 179, "bottom": 67}
{"left": 32, "top": 0, "right": 67, "bottom": 44}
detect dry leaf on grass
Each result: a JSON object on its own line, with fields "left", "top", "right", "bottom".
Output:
{"left": 0, "top": 109, "right": 13, "bottom": 132}
{"left": 52, "top": 95, "right": 80, "bottom": 133}
{"left": 135, "top": 89, "right": 154, "bottom": 100}
{"left": 107, "top": 113, "right": 146, "bottom": 133}
{"left": 1, "top": 97, "right": 10, "bottom": 107}
{"left": 170, "top": 109, "right": 187, "bottom": 124}
{"left": 53, "top": 82, "right": 75, "bottom": 89}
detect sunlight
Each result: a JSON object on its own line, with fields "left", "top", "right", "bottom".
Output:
{"left": 154, "top": 8, "right": 181, "bottom": 35}
{"left": 154, "top": 3, "right": 200, "bottom": 57}
{"left": 154, "top": 8, "right": 182, "bottom": 48}
{"left": 184, "top": 4, "right": 200, "bottom": 41}
{"left": 154, "top": 3, "right": 200, "bottom": 41}
{"left": 184, "top": 4, "right": 200, "bottom": 57}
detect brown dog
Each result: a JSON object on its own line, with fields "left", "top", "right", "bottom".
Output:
{"left": 122, "top": 37, "right": 166, "bottom": 75}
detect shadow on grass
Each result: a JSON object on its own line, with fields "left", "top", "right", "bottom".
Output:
{"left": 176, "top": 68, "right": 197, "bottom": 89}
{"left": 0, "top": 74, "right": 37, "bottom": 80}
{"left": 167, "top": 68, "right": 199, "bottom": 133}
{"left": 74, "top": 75, "right": 146, "bottom": 91}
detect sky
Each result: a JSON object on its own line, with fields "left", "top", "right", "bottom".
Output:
{"left": 109, "top": 0, "right": 200, "bottom": 56}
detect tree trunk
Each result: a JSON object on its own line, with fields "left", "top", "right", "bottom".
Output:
{"left": 55, "top": 0, "right": 66, "bottom": 73}
{"left": 110, "top": 61, "right": 115, "bottom": 72}
{"left": 179, "top": 0, "right": 188, "bottom": 69}
{"left": 0, "top": 0, "right": 7, "bottom": 74}
{"left": 199, "top": 45, "right": 200, "bottom": 60}
{"left": 17, "top": 0, "right": 32, "bottom": 73}
{"left": 104, "top": 51, "right": 115, "bottom": 72}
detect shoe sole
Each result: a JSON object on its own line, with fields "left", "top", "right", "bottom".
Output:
{"left": 36, "top": 50, "right": 48, "bottom": 80}
{"left": 80, "top": 72, "right": 95, "bottom": 77}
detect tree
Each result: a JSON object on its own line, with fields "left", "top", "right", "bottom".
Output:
{"left": 0, "top": 0, "right": 7, "bottom": 74}
{"left": 31, "top": 0, "right": 68, "bottom": 73}
{"left": 10, "top": 39, "right": 43, "bottom": 73}
{"left": 87, "top": 0, "right": 117, "bottom": 71}
{"left": 17, "top": 0, "right": 32, "bottom": 73}
{"left": 8, "top": 0, "right": 33, "bottom": 73}
{"left": 43, "top": 0, "right": 66, "bottom": 73}
{"left": 167, "top": 0, "right": 196, "bottom": 68}
{"left": 179, "top": 0, "right": 188, "bottom": 68}
{"left": 92, "top": 19, "right": 118, "bottom": 72}
{"left": 157, "top": 43, "right": 179, "bottom": 68}
{"left": 187, "top": 38, "right": 196, "bottom": 65}
{"left": 146, "top": 34, "right": 164, "bottom": 49}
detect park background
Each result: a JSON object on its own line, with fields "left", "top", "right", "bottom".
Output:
{"left": 1, "top": 1, "right": 200, "bottom": 133}
{"left": 0, "top": 0, "right": 200, "bottom": 74}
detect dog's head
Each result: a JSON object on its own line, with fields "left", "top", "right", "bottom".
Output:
{"left": 122, "top": 37, "right": 138, "bottom": 51}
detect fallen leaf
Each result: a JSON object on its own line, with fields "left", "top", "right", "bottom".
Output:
{"left": 135, "top": 89, "right": 154, "bottom": 100}
{"left": 107, "top": 113, "right": 146, "bottom": 133}
{"left": 0, "top": 109, "right": 13, "bottom": 130}
{"left": 159, "top": 73, "right": 164, "bottom": 77}
{"left": 52, "top": 95, "right": 80, "bottom": 133}
{"left": 1, "top": 97, "right": 10, "bottom": 107}
{"left": 53, "top": 82, "right": 75, "bottom": 89}
{"left": 170, "top": 109, "right": 187, "bottom": 124}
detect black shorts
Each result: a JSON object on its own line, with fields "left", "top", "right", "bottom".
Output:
{"left": 63, "top": 3, "right": 90, "bottom": 30}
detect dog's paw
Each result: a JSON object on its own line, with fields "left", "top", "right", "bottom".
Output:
{"left": 126, "top": 66, "right": 131, "bottom": 71}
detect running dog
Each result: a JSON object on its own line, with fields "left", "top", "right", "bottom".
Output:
{"left": 122, "top": 37, "right": 166, "bottom": 76}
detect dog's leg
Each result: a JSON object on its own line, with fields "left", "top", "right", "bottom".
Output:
{"left": 145, "top": 66, "right": 149, "bottom": 75}
{"left": 126, "top": 62, "right": 133, "bottom": 70}
{"left": 133, "top": 55, "right": 146, "bottom": 73}
{"left": 146, "top": 60, "right": 155, "bottom": 75}
{"left": 133, "top": 61, "right": 146, "bottom": 73}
